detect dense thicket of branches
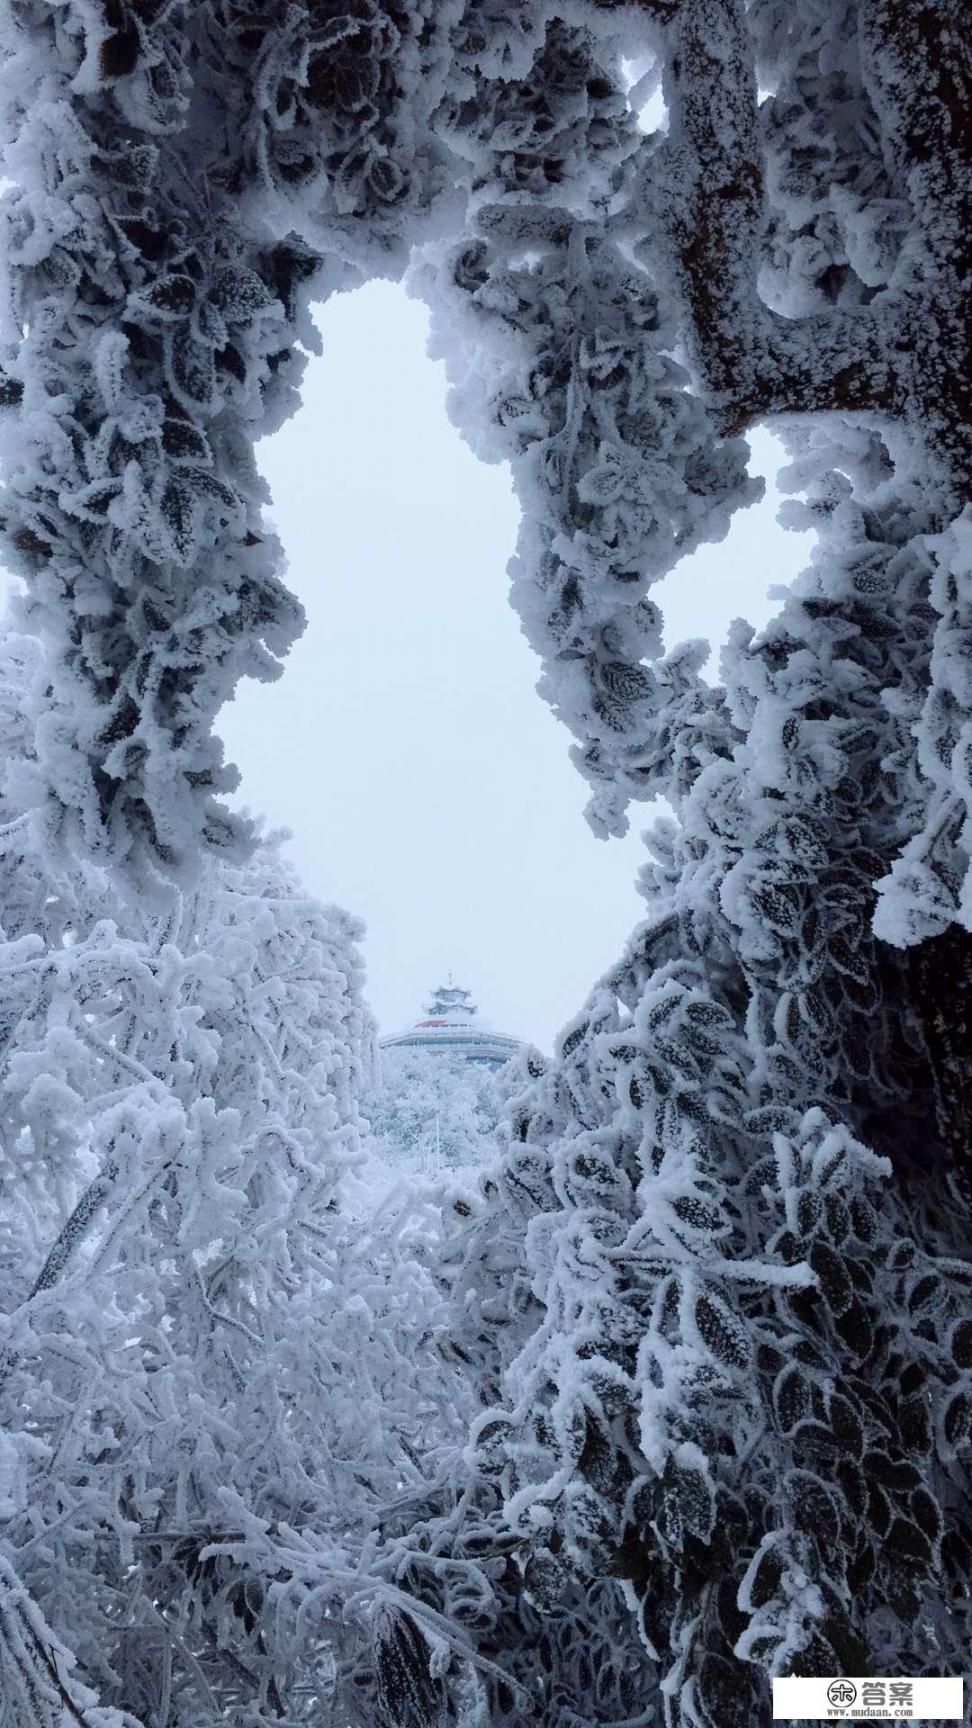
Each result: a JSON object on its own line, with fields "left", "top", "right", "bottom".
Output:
{"left": 0, "top": 1, "right": 969, "bottom": 1725}
{"left": 364, "top": 1044, "right": 506, "bottom": 1175}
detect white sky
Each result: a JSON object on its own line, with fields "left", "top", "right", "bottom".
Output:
{"left": 221, "top": 281, "right": 813, "bottom": 1051}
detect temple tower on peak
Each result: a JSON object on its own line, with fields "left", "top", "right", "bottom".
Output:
{"left": 424, "top": 981, "right": 476, "bottom": 1019}
{"left": 380, "top": 980, "right": 524, "bottom": 1070}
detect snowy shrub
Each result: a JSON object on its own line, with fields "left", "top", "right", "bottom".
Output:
{"left": 364, "top": 1045, "right": 506, "bottom": 1176}
{"left": 0, "top": 629, "right": 483, "bottom": 1722}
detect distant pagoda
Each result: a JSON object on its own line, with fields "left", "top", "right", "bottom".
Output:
{"left": 425, "top": 982, "right": 476, "bottom": 1019}
{"left": 380, "top": 979, "right": 523, "bottom": 1070}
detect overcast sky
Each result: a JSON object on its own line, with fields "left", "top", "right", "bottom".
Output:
{"left": 220, "top": 282, "right": 812, "bottom": 1051}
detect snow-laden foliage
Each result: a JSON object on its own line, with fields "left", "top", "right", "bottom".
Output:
{"left": 364, "top": 1045, "right": 506, "bottom": 1176}
{"left": 0, "top": 1, "right": 969, "bottom": 1726}
{"left": 0, "top": 631, "right": 493, "bottom": 1724}
{"left": 353, "top": 1047, "right": 662, "bottom": 1728}
{"left": 0, "top": 0, "right": 963, "bottom": 901}
{"left": 0, "top": 0, "right": 755, "bottom": 878}
{"left": 0, "top": 1549, "right": 142, "bottom": 1728}
{"left": 454, "top": 170, "right": 972, "bottom": 1728}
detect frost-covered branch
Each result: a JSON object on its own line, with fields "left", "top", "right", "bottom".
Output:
{"left": 657, "top": 0, "right": 899, "bottom": 432}
{"left": 858, "top": 0, "right": 971, "bottom": 490}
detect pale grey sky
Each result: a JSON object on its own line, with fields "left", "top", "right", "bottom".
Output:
{"left": 222, "top": 282, "right": 812, "bottom": 1051}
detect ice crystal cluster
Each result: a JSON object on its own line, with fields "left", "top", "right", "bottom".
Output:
{"left": 0, "top": 1, "right": 969, "bottom": 1725}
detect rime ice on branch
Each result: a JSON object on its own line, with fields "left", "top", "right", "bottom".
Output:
{"left": 0, "top": 0, "right": 754, "bottom": 871}
{"left": 0, "top": 1, "right": 965, "bottom": 884}
{"left": 0, "top": 630, "right": 491, "bottom": 1723}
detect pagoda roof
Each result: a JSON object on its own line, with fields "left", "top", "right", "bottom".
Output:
{"left": 380, "top": 982, "right": 524, "bottom": 1068}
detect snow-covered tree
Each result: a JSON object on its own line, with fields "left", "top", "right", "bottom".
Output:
{"left": 0, "top": 3, "right": 969, "bottom": 1726}
{"left": 0, "top": 628, "right": 488, "bottom": 1724}
{"left": 364, "top": 1045, "right": 504, "bottom": 1176}
{"left": 442, "top": 8, "right": 972, "bottom": 1710}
